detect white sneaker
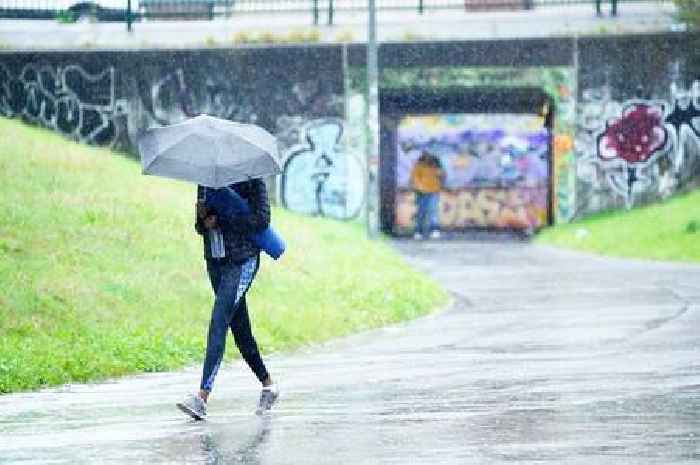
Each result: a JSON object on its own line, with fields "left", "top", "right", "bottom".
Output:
{"left": 413, "top": 232, "right": 423, "bottom": 240}
{"left": 429, "top": 230, "right": 441, "bottom": 239}
{"left": 256, "top": 384, "right": 279, "bottom": 415}
{"left": 176, "top": 393, "right": 207, "bottom": 420}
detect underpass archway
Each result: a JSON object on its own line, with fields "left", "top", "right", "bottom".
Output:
{"left": 379, "top": 86, "right": 554, "bottom": 236}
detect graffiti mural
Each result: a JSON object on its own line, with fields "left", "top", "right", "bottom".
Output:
{"left": 596, "top": 102, "right": 669, "bottom": 201}
{"left": 396, "top": 187, "right": 548, "bottom": 230}
{"left": 599, "top": 103, "right": 668, "bottom": 164}
{"left": 128, "top": 64, "right": 343, "bottom": 153}
{"left": 348, "top": 65, "right": 577, "bottom": 224}
{"left": 279, "top": 118, "right": 364, "bottom": 220}
{"left": 395, "top": 114, "right": 550, "bottom": 231}
{"left": 1, "top": 49, "right": 346, "bottom": 173}
{"left": 0, "top": 63, "right": 126, "bottom": 147}
{"left": 576, "top": 80, "right": 700, "bottom": 210}
{"left": 143, "top": 68, "right": 256, "bottom": 127}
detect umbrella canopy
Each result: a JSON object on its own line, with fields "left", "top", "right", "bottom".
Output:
{"left": 137, "top": 114, "right": 281, "bottom": 188}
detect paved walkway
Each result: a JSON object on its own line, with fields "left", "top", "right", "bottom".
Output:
{"left": 0, "top": 2, "right": 680, "bottom": 49}
{"left": 1, "top": 240, "right": 699, "bottom": 464}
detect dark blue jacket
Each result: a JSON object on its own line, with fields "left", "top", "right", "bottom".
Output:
{"left": 195, "top": 179, "right": 270, "bottom": 263}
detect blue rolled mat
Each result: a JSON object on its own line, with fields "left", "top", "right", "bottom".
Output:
{"left": 205, "top": 187, "right": 286, "bottom": 260}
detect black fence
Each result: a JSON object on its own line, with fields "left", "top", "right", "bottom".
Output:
{"left": 0, "top": 0, "right": 670, "bottom": 25}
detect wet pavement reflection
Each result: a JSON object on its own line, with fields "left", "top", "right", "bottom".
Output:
{"left": 1, "top": 241, "right": 699, "bottom": 464}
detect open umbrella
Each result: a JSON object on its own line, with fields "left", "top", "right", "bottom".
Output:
{"left": 137, "top": 114, "right": 281, "bottom": 188}
{"left": 137, "top": 114, "right": 285, "bottom": 260}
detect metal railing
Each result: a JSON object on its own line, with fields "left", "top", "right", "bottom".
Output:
{"left": 0, "top": 0, "right": 669, "bottom": 25}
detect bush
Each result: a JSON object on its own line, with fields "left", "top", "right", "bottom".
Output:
{"left": 55, "top": 9, "right": 77, "bottom": 23}
{"left": 674, "top": 0, "right": 700, "bottom": 29}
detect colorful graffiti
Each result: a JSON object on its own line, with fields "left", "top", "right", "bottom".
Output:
{"left": 349, "top": 64, "right": 577, "bottom": 224}
{"left": 576, "top": 80, "right": 700, "bottom": 209}
{"left": 396, "top": 114, "right": 549, "bottom": 231}
{"left": 598, "top": 103, "right": 668, "bottom": 164}
{"left": 279, "top": 118, "right": 364, "bottom": 220}
{"left": 396, "top": 188, "right": 547, "bottom": 230}
{"left": 596, "top": 102, "right": 669, "bottom": 201}
{"left": 0, "top": 63, "right": 126, "bottom": 147}
{"left": 552, "top": 133, "right": 575, "bottom": 220}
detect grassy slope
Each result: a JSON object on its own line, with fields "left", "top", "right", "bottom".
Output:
{"left": 0, "top": 119, "right": 448, "bottom": 393}
{"left": 537, "top": 189, "right": 700, "bottom": 263}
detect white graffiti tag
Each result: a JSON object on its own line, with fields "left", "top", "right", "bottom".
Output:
{"left": 150, "top": 68, "right": 255, "bottom": 126}
{"left": 279, "top": 119, "right": 365, "bottom": 220}
{"left": 0, "top": 63, "right": 123, "bottom": 147}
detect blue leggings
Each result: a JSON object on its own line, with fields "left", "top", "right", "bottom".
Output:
{"left": 200, "top": 256, "right": 269, "bottom": 392}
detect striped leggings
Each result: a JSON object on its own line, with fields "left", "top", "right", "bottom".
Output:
{"left": 200, "top": 255, "right": 268, "bottom": 392}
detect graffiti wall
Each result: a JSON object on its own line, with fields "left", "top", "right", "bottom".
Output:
{"left": 2, "top": 34, "right": 697, "bottom": 229}
{"left": 573, "top": 34, "right": 700, "bottom": 214}
{"left": 0, "top": 62, "right": 126, "bottom": 147}
{"left": 0, "top": 49, "right": 358, "bottom": 216}
{"left": 279, "top": 118, "right": 365, "bottom": 220}
{"left": 0, "top": 49, "right": 345, "bottom": 145}
{"left": 576, "top": 78, "right": 700, "bottom": 212}
{"left": 394, "top": 114, "right": 549, "bottom": 232}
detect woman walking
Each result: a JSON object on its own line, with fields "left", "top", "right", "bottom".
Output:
{"left": 177, "top": 178, "right": 279, "bottom": 420}
{"left": 410, "top": 151, "right": 445, "bottom": 240}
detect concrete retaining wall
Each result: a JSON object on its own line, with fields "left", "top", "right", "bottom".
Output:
{"left": 1, "top": 33, "right": 697, "bottom": 227}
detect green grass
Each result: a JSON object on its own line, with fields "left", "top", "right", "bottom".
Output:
{"left": 0, "top": 118, "right": 448, "bottom": 393}
{"left": 536, "top": 189, "right": 700, "bottom": 263}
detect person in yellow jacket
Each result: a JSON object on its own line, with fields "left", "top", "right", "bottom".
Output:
{"left": 410, "top": 151, "right": 445, "bottom": 240}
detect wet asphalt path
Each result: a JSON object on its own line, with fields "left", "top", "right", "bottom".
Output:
{"left": 1, "top": 240, "right": 699, "bottom": 464}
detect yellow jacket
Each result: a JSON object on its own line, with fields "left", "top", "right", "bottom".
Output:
{"left": 411, "top": 162, "right": 442, "bottom": 193}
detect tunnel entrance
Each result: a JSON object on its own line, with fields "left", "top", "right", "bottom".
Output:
{"left": 379, "top": 86, "right": 554, "bottom": 236}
